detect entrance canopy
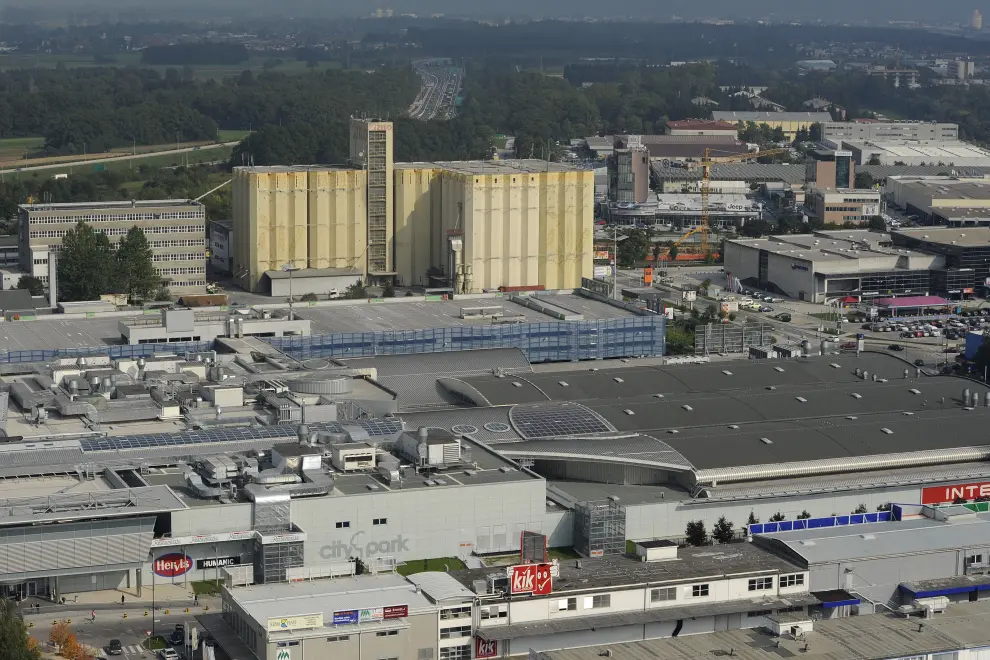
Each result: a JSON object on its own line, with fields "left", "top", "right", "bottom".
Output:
{"left": 873, "top": 295, "right": 949, "bottom": 310}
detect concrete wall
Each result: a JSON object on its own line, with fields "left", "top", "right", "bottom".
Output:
{"left": 394, "top": 167, "right": 442, "bottom": 287}
{"left": 290, "top": 479, "right": 547, "bottom": 564}
{"left": 308, "top": 169, "right": 369, "bottom": 273}
{"left": 265, "top": 611, "right": 438, "bottom": 660}
{"left": 439, "top": 169, "right": 594, "bottom": 292}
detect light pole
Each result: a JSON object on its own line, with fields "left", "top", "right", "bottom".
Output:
{"left": 281, "top": 263, "right": 300, "bottom": 319}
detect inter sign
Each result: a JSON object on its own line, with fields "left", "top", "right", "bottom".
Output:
{"left": 922, "top": 480, "right": 990, "bottom": 505}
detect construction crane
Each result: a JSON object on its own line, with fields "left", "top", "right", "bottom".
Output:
{"left": 663, "top": 147, "right": 791, "bottom": 260}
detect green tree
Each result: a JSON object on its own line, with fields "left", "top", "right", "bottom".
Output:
{"left": 747, "top": 511, "right": 759, "bottom": 526}
{"left": 867, "top": 154, "right": 882, "bottom": 166}
{"left": 866, "top": 216, "right": 886, "bottom": 232}
{"left": 346, "top": 280, "right": 367, "bottom": 299}
{"left": 853, "top": 504, "right": 868, "bottom": 514}
{"left": 667, "top": 243, "right": 679, "bottom": 261}
{"left": 712, "top": 516, "right": 734, "bottom": 544}
{"left": 797, "top": 510, "right": 811, "bottom": 519}
{"left": 116, "top": 226, "right": 160, "bottom": 301}
{"left": 383, "top": 281, "right": 396, "bottom": 298}
{"left": 854, "top": 172, "right": 875, "bottom": 189}
{"left": 16, "top": 275, "right": 45, "bottom": 296}
{"left": 0, "top": 598, "right": 40, "bottom": 660}
{"left": 154, "top": 287, "right": 172, "bottom": 302}
{"left": 769, "top": 512, "right": 786, "bottom": 522}
{"left": 57, "top": 222, "right": 116, "bottom": 302}
{"left": 685, "top": 520, "right": 708, "bottom": 546}
{"left": 876, "top": 503, "right": 892, "bottom": 512}
{"left": 617, "top": 229, "right": 649, "bottom": 267}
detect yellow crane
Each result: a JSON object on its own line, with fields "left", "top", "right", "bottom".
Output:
{"left": 664, "top": 147, "right": 791, "bottom": 260}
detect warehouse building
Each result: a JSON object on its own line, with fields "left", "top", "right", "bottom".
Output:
{"left": 822, "top": 121, "right": 959, "bottom": 147}
{"left": 886, "top": 176, "right": 990, "bottom": 226}
{"left": 711, "top": 111, "right": 833, "bottom": 139}
{"left": 724, "top": 230, "right": 939, "bottom": 302}
{"left": 234, "top": 120, "right": 594, "bottom": 294}
{"left": 841, "top": 140, "right": 990, "bottom": 167}
{"left": 18, "top": 199, "right": 206, "bottom": 294}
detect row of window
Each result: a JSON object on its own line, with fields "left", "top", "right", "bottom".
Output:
{"left": 376, "top": 630, "right": 399, "bottom": 638}
{"left": 439, "top": 625, "right": 471, "bottom": 639}
{"left": 30, "top": 225, "right": 204, "bottom": 239}
{"left": 441, "top": 606, "right": 471, "bottom": 620}
{"left": 154, "top": 266, "right": 206, "bottom": 276}
{"left": 152, "top": 239, "right": 207, "bottom": 248}
{"left": 825, "top": 205, "right": 867, "bottom": 213}
{"left": 27, "top": 211, "right": 204, "bottom": 224}
{"left": 439, "top": 645, "right": 471, "bottom": 660}
{"left": 645, "top": 574, "right": 803, "bottom": 604}
{"left": 151, "top": 252, "right": 206, "bottom": 262}
{"left": 557, "top": 594, "right": 611, "bottom": 611}
{"left": 335, "top": 518, "right": 389, "bottom": 528}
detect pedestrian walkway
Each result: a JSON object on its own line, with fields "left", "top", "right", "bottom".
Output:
{"left": 122, "top": 644, "right": 144, "bottom": 655}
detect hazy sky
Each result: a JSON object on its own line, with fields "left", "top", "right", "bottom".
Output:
{"left": 9, "top": 0, "right": 982, "bottom": 22}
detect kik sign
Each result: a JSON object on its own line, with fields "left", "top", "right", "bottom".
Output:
{"left": 508, "top": 563, "right": 552, "bottom": 595}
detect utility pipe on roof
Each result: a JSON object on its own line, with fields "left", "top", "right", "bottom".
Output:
{"left": 694, "top": 445, "right": 990, "bottom": 486}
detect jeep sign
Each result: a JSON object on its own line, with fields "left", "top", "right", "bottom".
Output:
{"left": 508, "top": 563, "right": 552, "bottom": 595}
{"left": 153, "top": 553, "right": 192, "bottom": 578}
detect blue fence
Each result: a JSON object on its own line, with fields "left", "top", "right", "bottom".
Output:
{"left": 749, "top": 511, "right": 892, "bottom": 535}
{"left": 0, "top": 341, "right": 213, "bottom": 364}
{"left": 266, "top": 317, "right": 666, "bottom": 362}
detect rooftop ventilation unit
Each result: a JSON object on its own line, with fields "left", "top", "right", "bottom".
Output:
{"left": 851, "top": 393, "right": 862, "bottom": 399}
{"left": 795, "top": 396, "right": 807, "bottom": 403}
{"left": 623, "top": 409, "right": 635, "bottom": 415}
{"left": 722, "top": 370, "right": 733, "bottom": 376}
{"left": 682, "top": 405, "right": 693, "bottom": 411}
{"left": 613, "top": 377, "right": 625, "bottom": 383}
{"left": 760, "top": 437, "right": 773, "bottom": 445}
{"left": 881, "top": 428, "right": 893, "bottom": 435}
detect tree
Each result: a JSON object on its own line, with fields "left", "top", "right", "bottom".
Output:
{"left": 769, "top": 512, "right": 786, "bottom": 522}
{"left": 854, "top": 172, "right": 875, "bottom": 189}
{"left": 383, "top": 281, "right": 396, "bottom": 298}
{"left": 853, "top": 504, "right": 868, "bottom": 514}
{"left": 712, "top": 516, "right": 734, "bottom": 544}
{"left": 300, "top": 293, "right": 319, "bottom": 302}
{"left": 16, "top": 275, "right": 45, "bottom": 296}
{"left": 876, "top": 503, "right": 892, "bottom": 511}
{"left": 746, "top": 511, "right": 759, "bottom": 526}
{"left": 617, "top": 229, "right": 649, "bottom": 267}
{"left": 346, "top": 280, "right": 367, "bottom": 299}
{"left": 797, "top": 510, "right": 811, "bottom": 519}
{"left": 667, "top": 243, "right": 679, "bottom": 261}
{"left": 116, "top": 226, "right": 160, "bottom": 301}
{"left": 684, "top": 520, "right": 708, "bottom": 546}
{"left": 867, "top": 154, "right": 882, "bottom": 166}
{"left": 57, "top": 222, "right": 116, "bottom": 302}
{"left": 700, "top": 278, "right": 712, "bottom": 293}
{"left": 0, "top": 598, "right": 39, "bottom": 660}
{"left": 153, "top": 287, "right": 172, "bottom": 302}
{"left": 866, "top": 216, "right": 886, "bottom": 232}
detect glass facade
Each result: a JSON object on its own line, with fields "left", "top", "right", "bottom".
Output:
{"left": 835, "top": 155, "right": 851, "bottom": 189}
{"left": 253, "top": 537, "right": 305, "bottom": 585}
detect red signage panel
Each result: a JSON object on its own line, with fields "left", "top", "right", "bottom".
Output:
{"left": 922, "top": 481, "right": 990, "bottom": 505}
{"left": 509, "top": 563, "right": 552, "bottom": 596}
{"left": 383, "top": 605, "right": 408, "bottom": 619}
{"left": 476, "top": 638, "right": 498, "bottom": 659}
{"left": 153, "top": 553, "right": 192, "bottom": 578}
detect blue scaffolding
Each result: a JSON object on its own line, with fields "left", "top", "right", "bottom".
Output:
{"left": 0, "top": 341, "right": 213, "bottom": 365}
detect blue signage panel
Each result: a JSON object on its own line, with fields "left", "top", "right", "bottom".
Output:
{"left": 332, "top": 610, "right": 359, "bottom": 625}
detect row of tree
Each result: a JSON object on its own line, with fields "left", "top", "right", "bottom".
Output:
{"left": 57, "top": 223, "right": 164, "bottom": 302}
{"left": 682, "top": 504, "right": 893, "bottom": 546}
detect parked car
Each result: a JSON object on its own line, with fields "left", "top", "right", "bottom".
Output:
{"left": 775, "top": 313, "right": 792, "bottom": 322}
{"left": 159, "top": 649, "right": 179, "bottom": 660}
{"left": 887, "top": 344, "right": 904, "bottom": 351}
{"left": 841, "top": 341, "right": 857, "bottom": 349}
{"left": 328, "top": 288, "right": 341, "bottom": 299}
{"left": 914, "top": 359, "right": 925, "bottom": 366}
{"left": 107, "top": 640, "right": 123, "bottom": 656}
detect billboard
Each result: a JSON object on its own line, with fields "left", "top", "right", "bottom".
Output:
{"left": 267, "top": 613, "right": 324, "bottom": 632}
{"left": 508, "top": 563, "right": 553, "bottom": 595}
{"left": 383, "top": 605, "right": 408, "bottom": 619}
{"left": 196, "top": 556, "right": 241, "bottom": 570}
{"left": 922, "top": 480, "right": 990, "bottom": 505}
{"left": 682, "top": 291, "right": 697, "bottom": 302}
{"left": 332, "top": 610, "right": 359, "bottom": 625}
{"left": 476, "top": 638, "right": 498, "bottom": 659}
{"left": 594, "top": 251, "right": 611, "bottom": 260}
{"left": 153, "top": 553, "right": 192, "bottom": 578}
{"left": 643, "top": 267, "right": 653, "bottom": 285}
{"left": 593, "top": 265, "right": 613, "bottom": 279}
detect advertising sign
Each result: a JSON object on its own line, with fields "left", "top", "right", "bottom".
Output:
{"left": 383, "top": 605, "right": 408, "bottom": 619}
{"left": 332, "top": 610, "right": 359, "bottom": 625}
{"left": 643, "top": 267, "right": 653, "bottom": 285}
{"left": 150, "top": 530, "right": 256, "bottom": 548}
{"left": 359, "top": 607, "right": 384, "bottom": 623}
{"left": 594, "top": 251, "right": 611, "bottom": 261}
{"left": 476, "top": 638, "right": 498, "bottom": 659}
{"left": 267, "top": 613, "right": 324, "bottom": 632}
{"left": 593, "top": 265, "right": 613, "bottom": 279}
{"left": 682, "top": 291, "right": 697, "bottom": 302}
{"left": 922, "top": 480, "right": 990, "bottom": 505}
{"left": 508, "top": 563, "right": 553, "bottom": 595}
{"left": 196, "top": 556, "right": 241, "bottom": 570}
{"left": 152, "top": 553, "right": 192, "bottom": 578}
{"left": 276, "top": 650, "right": 291, "bottom": 660}
{"left": 861, "top": 204, "right": 880, "bottom": 217}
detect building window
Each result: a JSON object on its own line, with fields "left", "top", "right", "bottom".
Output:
{"left": 583, "top": 594, "right": 611, "bottom": 609}
{"left": 336, "top": 521, "right": 350, "bottom": 529}
{"left": 441, "top": 606, "right": 471, "bottom": 619}
{"left": 327, "top": 635, "right": 351, "bottom": 642}
{"left": 747, "top": 610, "right": 772, "bottom": 617}
{"left": 651, "top": 587, "right": 676, "bottom": 602}
{"left": 480, "top": 605, "right": 507, "bottom": 619}
{"left": 439, "top": 646, "right": 471, "bottom": 660}
{"left": 379, "top": 657, "right": 399, "bottom": 660}
{"left": 376, "top": 630, "right": 399, "bottom": 637}
{"left": 780, "top": 574, "right": 805, "bottom": 588}
{"left": 969, "top": 554, "right": 984, "bottom": 565}
{"left": 749, "top": 577, "right": 774, "bottom": 591}
{"left": 557, "top": 598, "right": 577, "bottom": 611}
{"left": 777, "top": 606, "right": 805, "bottom": 614}
{"left": 373, "top": 518, "right": 388, "bottom": 525}
{"left": 439, "top": 625, "right": 471, "bottom": 640}
{"left": 691, "top": 584, "right": 709, "bottom": 597}
{"left": 419, "top": 649, "right": 436, "bottom": 660}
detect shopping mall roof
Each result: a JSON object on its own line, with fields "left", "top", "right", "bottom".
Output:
{"left": 650, "top": 163, "right": 806, "bottom": 183}
{"left": 894, "top": 227, "right": 990, "bottom": 248}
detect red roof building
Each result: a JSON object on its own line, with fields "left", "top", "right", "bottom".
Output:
{"left": 664, "top": 119, "right": 740, "bottom": 136}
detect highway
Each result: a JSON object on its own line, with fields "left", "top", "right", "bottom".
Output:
{"left": 0, "top": 141, "right": 240, "bottom": 176}
{"left": 409, "top": 59, "right": 461, "bottom": 120}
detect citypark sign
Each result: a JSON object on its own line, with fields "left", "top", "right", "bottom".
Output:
{"left": 319, "top": 531, "right": 410, "bottom": 560}
{"left": 922, "top": 480, "right": 990, "bottom": 505}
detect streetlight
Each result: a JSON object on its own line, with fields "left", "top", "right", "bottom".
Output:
{"left": 281, "top": 262, "right": 300, "bottom": 319}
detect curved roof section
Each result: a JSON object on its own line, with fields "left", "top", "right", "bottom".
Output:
{"left": 509, "top": 402, "right": 615, "bottom": 439}
{"left": 496, "top": 434, "right": 694, "bottom": 472}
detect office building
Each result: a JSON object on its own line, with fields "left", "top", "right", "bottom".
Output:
{"left": 231, "top": 165, "right": 369, "bottom": 293}
{"left": 609, "top": 146, "right": 650, "bottom": 204}
{"left": 974, "top": 8, "right": 983, "bottom": 30}
{"left": 724, "top": 230, "right": 939, "bottom": 302}
{"left": 350, "top": 119, "right": 395, "bottom": 279}
{"left": 806, "top": 188, "right": 881, "bottom": 226}
{"left": 806, "top": 149, "right": 855, "bottom": 190}
{"left": 711, "top": 111, "right": 833, "bottom": 139}
{"left": 822, "top": 121, "right": 959, "bottom": 148}
{"left": 18, "top": 200, "right": 206, "bottom": 294}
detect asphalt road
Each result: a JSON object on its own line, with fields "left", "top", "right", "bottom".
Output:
{"left": 409, "top": 59, "right": 460, "bottom": 120}
{"left": 0, "top": 142, "right": 239, "bottom": 176}
{"left": 27, "top": 607, "right": 199, "bottom": 659}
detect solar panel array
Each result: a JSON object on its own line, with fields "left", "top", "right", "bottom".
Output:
{"left": 355, "top": 418, "right": 404, "bottom": 437}
{"left": 510, "top": 404, "right": 615, "bottom": 439}
{"left": 79, "top": 422, "right": 348, "bottom": 453}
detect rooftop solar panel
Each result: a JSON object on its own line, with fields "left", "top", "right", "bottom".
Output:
{"left": 78, "top": 421, "right": 350, "bottom": 453}
{"left": 509, "top": 403, "right": 615, "bottom": 439}
{"left": 356, "top": 418, "right": 404, "bottom": 436}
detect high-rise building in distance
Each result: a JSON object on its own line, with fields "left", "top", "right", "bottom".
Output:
{"left": 973, "top": 9, "right": 983, "bottom": 30}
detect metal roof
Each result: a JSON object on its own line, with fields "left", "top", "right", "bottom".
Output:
{"left": 405, "top": 571, "right": 477, "bottom": 603}
{"left": 495, "top": 434, "right": 694, "bottom": 472}
{"left": 861, "top": 164, "right": 990, "bottom": 179}
{"left": 758, "top": 513, "right": 990, "bottom": 565}
{"left": 651, "top": 163, "right": 806, "bottom": 183}
{"left": 0, "top": 486, "right": 185, "bottom": 526}
{"left": 713, "top": 111, "right": 833, "bottom": 123}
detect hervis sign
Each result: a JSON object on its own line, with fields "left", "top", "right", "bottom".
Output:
{"left": 152, "top": 553, "right": 192, "bottom": 578}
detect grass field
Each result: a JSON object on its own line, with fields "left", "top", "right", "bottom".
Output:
{"left": 0, "top": 136, "right": 44, "bottom": 162}
{"left": 396, "top": 557, "right": 467, "bottom": 576}
{"left": 0, "top": 143, "right": 235, "bottom": 181}
{"left": 0, "top": 51, "right": 343, "bottom": 79}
